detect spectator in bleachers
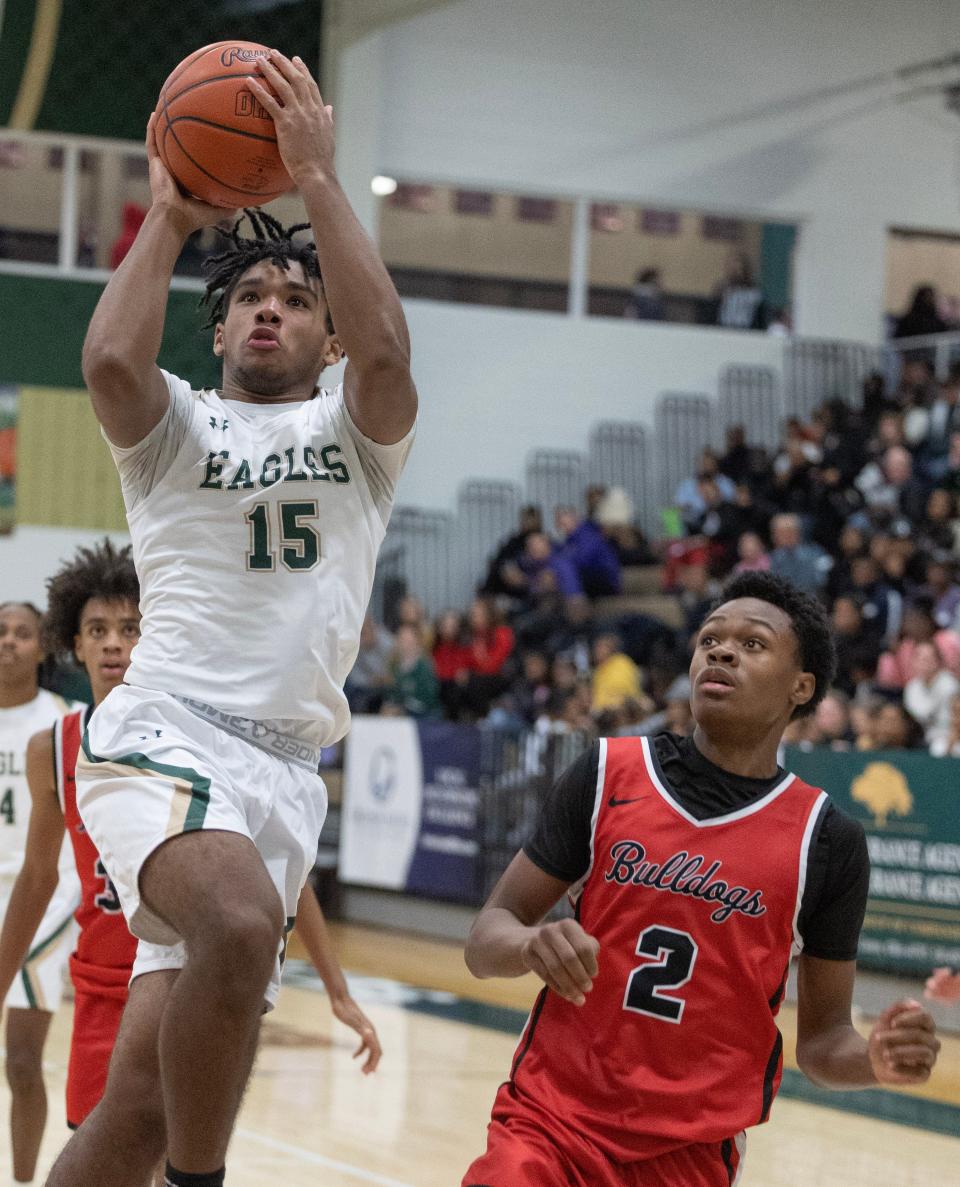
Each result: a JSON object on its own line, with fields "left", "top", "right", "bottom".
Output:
{"left": 826, "top": 524, "right": 868, "bottom": 601}
{"left": 768, "top": 513, "right": 831, "bottom": 596}
{"left": 903, "top": 640, "right": 960, "bottom": 752}
{"left": 544, "top": 594, "right": 593, "bottom": 671}
{"left": 394, "top": 595, "right": 434, "bottom": 649}
{"left": 512, "top": 531, "right": 581, "bottom": 605}
{"left": 733, "top": 531, "right": 770, "bottom": 574}
{"left": 590, "top": 633, "right": 643, "bottom": 713}
{"left": 432, "top": 610, "right": 472, "bottom": 718}
{"left": 674, "top": 556, "right": 717, "bottom": 643}
{"left": 809, "top": 465, "right": 865, "bottom": 551}
{"left": 909, "top": 364, "right": 960, "bottom": 481}
{"left": 554, "top": 506, "right": 622, "bottom": 597}
{"left": 771, "top": 439, "right": 817, "bottom": 518}
{"left": 855, "top": 445, "right": 928, "bottom": 525}
{"left": 831, "top": 595, "right": 882, "bottom": 698}
{"left": 729, "top": 480, "right": 775, "bottom": 541}
{"left": 924, "top": 556, "right": 960, "bottom": 631}
{"left": 847, "top": 555, "right": 902, "bottom": 646}
{"left": 459, "top": 598, "right": 516, "bottom": 719}
{"left": 593, "top": 488, "right": 656, "bottom": 567}
{"left": 807, "top": 691, "right": 855, "bottom": 750}
{"left": 674, "top": 450, "right": 736, "bottom": 532}
{"left": 509, "top": 651, "right": 553, "bottom": 726}
{"left": 382, "top": 624, "right": 441, "bottom": 719}
{"left": 622, "top": 674, "right": 692, "bottom": 738}
{"left": 718, "top": 425, "right": 752, "bottom": 484}
{"left": 623, "top": 268, "right": 666, "bottom": 321}
{"left": 876, "top": 600, "right": 960, "bottom": 690}
{"left": 862, "top": 701, "right": 924, "bottom": 751}
{"left": 892, "top": 285, "right": 948, "bottom": 340}
{"left": 344, "top": 614, "right": 394, "bottom": 714}
{"left": 916, "top": 490, "right": 960, "bottom": 556}
{"left": 683, "top": 476, "right": 741, "bottom": 573}
{"left": 930, "top": 693, "right": 960, "bottom": 757}
{"left": 942, "top": 432, "right": 960, "bottom": 497}
{"left": 480, "top": 504, "right": 543, "bottom": 597}
{"left": 713, "top": 250, "right": 766, "bottom": 330}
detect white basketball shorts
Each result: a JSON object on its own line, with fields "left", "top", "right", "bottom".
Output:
{"left": 75, "top": 684, "right": 327, "bottom": 1008}
{"left": 1, "top": 879, "right": 77, "bottom": 1013}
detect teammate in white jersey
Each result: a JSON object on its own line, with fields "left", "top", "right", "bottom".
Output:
{"left": 0, "top": 603, "right": 79, "bottom": 1184}
{"left": 50, "top": 50, "right": 416, "bottom": 1187}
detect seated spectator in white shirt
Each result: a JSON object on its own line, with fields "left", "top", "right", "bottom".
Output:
{"left": 904, "top": 640, "right": 960, "bottom": 752}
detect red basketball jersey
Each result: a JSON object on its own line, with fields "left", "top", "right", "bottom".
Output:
{"left": 509, "top": 735, "right": 827, "bottom": 1160}
{"left": 55, "top": 709, "right": 138, "bottom": 998}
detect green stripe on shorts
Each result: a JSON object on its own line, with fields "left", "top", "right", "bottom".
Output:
{"left": 81, "top": 728, "right": 211, "bottom": 833}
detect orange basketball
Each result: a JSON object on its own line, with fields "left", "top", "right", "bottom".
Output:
{"left": 155, "top": 41, "right": 293, "bottom": 208}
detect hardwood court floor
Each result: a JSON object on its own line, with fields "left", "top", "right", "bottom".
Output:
{"left": 3, "top": 923, "right": 958, "bottom": 1186}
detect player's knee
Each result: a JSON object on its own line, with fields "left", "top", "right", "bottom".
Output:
{"left": 197, "top": 902, "right": 283, "bottom": 992}
{"left": 5, "top": 1044, "right": 44, "bottom": 1094}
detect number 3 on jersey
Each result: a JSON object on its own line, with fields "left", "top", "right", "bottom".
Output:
{"left": 245, "top": 501, "right": 321, "bottom": 572}
{"left": 94, "top": 858, "right": 122, "bottom": 914}
{"left": 623, "top": 925, "right": 698, "bottom": 1024}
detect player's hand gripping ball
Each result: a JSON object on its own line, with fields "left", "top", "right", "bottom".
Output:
{"left": 154, "top": 41, "right": 294, "bottom": 208}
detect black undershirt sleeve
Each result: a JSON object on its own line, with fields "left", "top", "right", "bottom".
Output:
{"left": 523, "top": 743, "right": 600, "bottom": 884}
{"left": 796, "top": 803, "right": 870, "bottom": 961}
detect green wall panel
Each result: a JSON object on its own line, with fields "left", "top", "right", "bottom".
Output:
{"left": 1, "top": 0, "right": 322, "bottom": 139}
{"left": 0, "top": 274, "right": 221, "bottom": 389}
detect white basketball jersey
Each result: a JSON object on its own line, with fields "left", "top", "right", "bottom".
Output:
{"left": 0, "top": 690, "right": 76, "bottom": 883}
{"left": 110, "top": 370, "right": 414, "bottom": 749}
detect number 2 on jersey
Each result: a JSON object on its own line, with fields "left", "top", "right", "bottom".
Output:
{"left": 245, "top": 501, "right": 321, "bottom": 572}
{"left": 623, "top": 925, "right": 698, "bottom": 1023}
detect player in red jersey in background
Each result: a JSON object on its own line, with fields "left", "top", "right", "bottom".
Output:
{"left": 463, "top": 571, "right": 941, "bottom": 1187}
{"left": 0, "top": 541, "right": 381, "bottom": 1149}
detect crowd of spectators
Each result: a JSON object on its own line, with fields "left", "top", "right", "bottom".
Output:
{"left": 345, "top": 351, "right": 960, "bottom": 759}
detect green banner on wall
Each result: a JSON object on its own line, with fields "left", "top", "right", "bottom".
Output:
{"left": 785, "top": 746, "right": 960, "bottom": 976}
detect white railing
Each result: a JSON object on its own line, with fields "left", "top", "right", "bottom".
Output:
{"left": 883, "top": 331, "right": 960, "bottom": 382}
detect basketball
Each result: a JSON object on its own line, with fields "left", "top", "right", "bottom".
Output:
{"left": 155, "top": 41, "right": 293, "bottom": 208}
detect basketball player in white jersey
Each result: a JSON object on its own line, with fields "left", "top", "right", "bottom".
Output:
{"left": 47, "top": 50, "right": 416, "bottom": 1187}
{"left": 0, "top": 603, "right": 79, "bottom": 1184}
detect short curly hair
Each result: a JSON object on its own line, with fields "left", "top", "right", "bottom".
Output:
{"left": 43, "top": 540, "right": 139, "bottom": 660}
{"left": 709, "top": 571, "right": 835, "bottom": 719}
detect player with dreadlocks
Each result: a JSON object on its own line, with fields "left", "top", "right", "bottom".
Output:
{"left": 51, "top": 49, "right": 416, "bottom": 1187}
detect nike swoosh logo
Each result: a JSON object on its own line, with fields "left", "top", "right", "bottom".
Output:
{"left": 608, "top": 796, "right": 645, "bottom": 808}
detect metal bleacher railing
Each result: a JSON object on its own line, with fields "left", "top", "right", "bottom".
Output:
{"left": 654, "top": 393, "right": 714, "bottom": 513}
{"left": 882, "top": 330, "right": 960, "bottom": 387}
{"left": 718, "top": 364, "right": 782, "bottom": 450}
{"left": 783, "top": 337, "right": 881, "bottom": 421}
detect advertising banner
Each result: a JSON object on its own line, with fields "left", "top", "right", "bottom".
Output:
{"left": 785, "top": 746, "right": 960, "bottom": 975}
{"left": 340, "top": 717, "right": 482, "bottom": 903}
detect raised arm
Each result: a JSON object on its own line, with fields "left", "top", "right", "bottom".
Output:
{"left": 465, "top": 851, "right": 599, "bottom": 1007}
{"left": 82, "top": 115, "right": 234, "bottom": 447}
{"left": 0, "top": 730, "right": 66, "bottom": 1006}
{"left": 796, "top": 953, "right": 939, "bottom": 1088}
{"left": 293, "top": 882, "right": 381, "bottom": 1073}
{"left": 248, "top": 51, "right": 418, "bottom": 445}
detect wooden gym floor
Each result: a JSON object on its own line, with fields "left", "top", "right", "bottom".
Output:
{"left": 3, "top": 922, "right": 958, "bottom": 1186}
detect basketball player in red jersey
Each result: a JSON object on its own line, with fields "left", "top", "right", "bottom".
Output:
{"left": 463, "top": 572, "right": 941, "bottom": 1187}
{"left": 0, "top": 541, "right": 382, "bottom": 1145}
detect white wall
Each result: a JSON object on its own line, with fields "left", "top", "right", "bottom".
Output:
{"left": 346, "top": 0, "right": 960, "bottom": 342}
{"left": 395, "top": 300, "right": 783, "bottom": 509}
{"left": 0, "top": 526, "right": 130, "bottom": 605}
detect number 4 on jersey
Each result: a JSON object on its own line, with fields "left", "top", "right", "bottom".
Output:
{"left": 623, "top": 925, "right": 698, "bottom": 1024}
{"left": 0, "top": 788, "right": 13, "bottom": 825}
